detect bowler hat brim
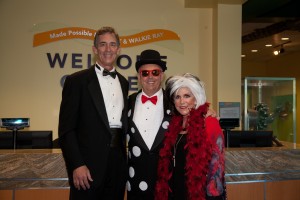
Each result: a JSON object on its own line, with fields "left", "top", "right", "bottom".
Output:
{"left": 135, "top": 60, "right": 167, "bottom": 72}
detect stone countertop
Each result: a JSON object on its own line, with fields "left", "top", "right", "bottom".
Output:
{"left": 0, "top": 149, "right": 68, "bottom": 189}
{"left": 225, "top": 148, "right": 300, "bottom": 183}
{"left": 0, "top": 145, "right": 300, "bottom": 189}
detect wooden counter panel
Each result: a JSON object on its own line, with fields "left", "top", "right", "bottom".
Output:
{"left": 15, "top": 188, "right": 69, "bottom": 200}
{"left": 227, "top": 182, "right": 264, "bottom": 200}
{"left": 266, "top": 180, "right": 300, "bottom": 200}
{"left": 0, "top": 190, "right": 12, "bottom": 200}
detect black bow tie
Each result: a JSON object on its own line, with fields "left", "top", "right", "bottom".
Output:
{"left": 103, "top": 69, "right": 117, "bottom": 79}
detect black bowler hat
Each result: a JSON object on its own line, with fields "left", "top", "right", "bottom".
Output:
{"left": 135, "top": 49, "right": 167, "bottom": 72}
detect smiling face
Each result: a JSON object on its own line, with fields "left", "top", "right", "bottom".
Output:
{"left": 92, "top": 32, "right": 120, "bottom": 71}
{"left": 174, "top": 87, "right": 197, "bottom": 116}
{"left": 138, "top": 64, "right": 164, "bottom": 97}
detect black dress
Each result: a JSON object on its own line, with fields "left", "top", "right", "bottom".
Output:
{"left": 169, "top": 133, "right": 187, "bottom": 200}
{"left": 168, "top": 133, "right": 226, "bottom": 200}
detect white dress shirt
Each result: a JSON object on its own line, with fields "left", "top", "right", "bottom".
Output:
{"left": 95, "top": 63, "right": 123, "bottom": 128}
{"left": 133, "top": 89, "right": 164, "bottom": 149}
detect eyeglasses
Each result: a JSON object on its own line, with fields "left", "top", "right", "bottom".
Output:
{"left": 140, "top": 69, "right": 162, "bottom": 77}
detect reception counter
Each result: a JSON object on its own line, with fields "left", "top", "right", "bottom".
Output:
{"left": 225, "top": 145, "right": 300, "bottom": 200}
{"left": 0, "top": 145, "right": 300, "bottom": 200}
{"left": 0, "top": 149, "right": 68, "bottom": 189}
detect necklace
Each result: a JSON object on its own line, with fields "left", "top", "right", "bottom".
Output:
{"left": 173, "top": 133, "right": 185, "bottom": 167}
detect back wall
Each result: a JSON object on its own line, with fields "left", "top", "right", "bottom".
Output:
{"left": 0, "top": 0, "right": 215, "bottom": 139}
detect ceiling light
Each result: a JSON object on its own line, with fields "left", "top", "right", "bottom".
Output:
{"left": 273, "top": 50, "right": 279, "bottom": 55}
{"left": 251, "top": 49, "right": 258, "bottom": 52}
{"left": 265, "top": 44, "right": 272, "bottom": 47}
{"left": 273, "top": 44, "right": 287, "bottom": 56}
{"left": 281, "top": 37, "right": 289, "bottom": 41}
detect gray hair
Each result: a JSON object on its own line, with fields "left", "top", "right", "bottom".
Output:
{"left": 93, "top": 26, "right": 120, "bottom": 47}
{"left": 165, "top": 73, "right": 206, "bottom": 109}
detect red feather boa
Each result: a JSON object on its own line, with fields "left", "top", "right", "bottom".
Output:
{"left": 155, "top": 103, "right": 213, "bottom": 200}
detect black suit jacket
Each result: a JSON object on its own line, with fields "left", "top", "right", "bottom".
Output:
{"left": 58, "top": 65, "right": 128, "bottom": 188}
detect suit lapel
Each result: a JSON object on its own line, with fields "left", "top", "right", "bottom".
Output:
{"left": 117, "top": 72, "right": 128, "bottom": 102}
{"left": 129, "top": 91, "right": 139, "bottom": 118}
{"left": 133, "top": 123, "right": 150, "bottom": 151}
{"left": 87, "top": 66, "right": 110, "bottom": 133}
{"left": 116, "top": 72, "right": 129, "bottom": 132}
{"left": 150, "top": 90, "right": 172, "bottom": 150}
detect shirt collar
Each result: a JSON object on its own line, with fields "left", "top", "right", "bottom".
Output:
{"left": 141, "top": 88, "right": 163, "bottom": 98}
{"left": 95, "top": 62, "right": 116, "bottom": 72}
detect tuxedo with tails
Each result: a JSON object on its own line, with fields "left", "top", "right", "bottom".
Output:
{"left": 58, "top": 65, "right": 128, "bottom": 199}
{"left": 127, "top": 90, "right": 172, "bottom": 200}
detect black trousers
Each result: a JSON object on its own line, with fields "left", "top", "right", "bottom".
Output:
{"left": 69, "top": 147, "right": 127, "bottom": 200}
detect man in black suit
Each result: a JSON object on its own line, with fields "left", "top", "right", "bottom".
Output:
{"left": 126, "top": 49, "right": 172, "bottom": 200}
{"left": 59, "top": 27, "right": 128, "bottom": 200}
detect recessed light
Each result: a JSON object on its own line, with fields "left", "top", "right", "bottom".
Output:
{"left": 251, "top": 49, "right": 258, "bottom": 52}
{"left": 281, "top": 37, "right": 289, "bottom": 41}
{"left": 273, "top": 50, "right": 279, "bottom": 55}
{"left": 241, "top": 55, "right": 246, "bottom": 57}
{"left": 265, "top": 44, "right": 272, "bottom": 47}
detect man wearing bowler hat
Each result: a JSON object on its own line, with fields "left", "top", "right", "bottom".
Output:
{"left": 126, "top": 49, "right": 172, "bottom": 200}
{"left": 126, "top": 49, "right": 217, "bottom": 200}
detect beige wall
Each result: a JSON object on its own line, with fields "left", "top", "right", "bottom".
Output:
{"left": 1, "top": 0, "right": 223, "bottom": 139}
{"left": 214, "top": 4, "right": 241, "bottom": 109}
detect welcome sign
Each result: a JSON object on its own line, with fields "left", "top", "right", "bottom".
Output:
{"left": 33, "top": 27, "right": 181, "bottom": 91}
{"left": 33, "top": 27, "right": 180, "bottom": 47}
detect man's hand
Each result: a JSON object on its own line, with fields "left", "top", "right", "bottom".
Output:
{"left": 73, "top": 165, "right": 93, "bottom": 190}
{"left": 206, "top": 108, "right": 220, "bottom": 120}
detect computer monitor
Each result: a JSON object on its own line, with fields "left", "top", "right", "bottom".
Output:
{"left": 226, "top": 130, "right": 273, "bottom": 147}
{"left": 219, "top": 102, "right": 240, "bottom": 129}
{"left": 0, "top": 131, "right": 53, "bottom": 149}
